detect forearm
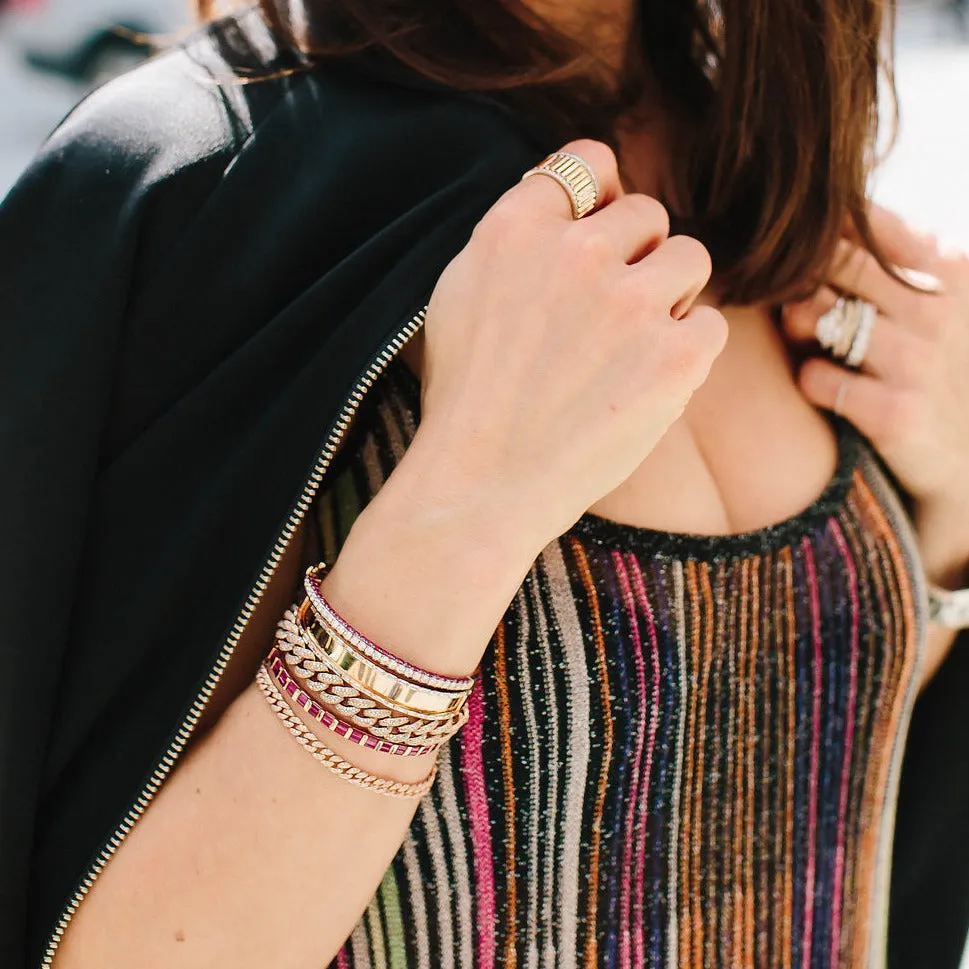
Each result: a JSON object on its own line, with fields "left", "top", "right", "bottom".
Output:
{"left": 55, "top": 436, "right": 548, "bottom": 968}
{"left": 56, "top": 682, "right": 426, "bottom": 968}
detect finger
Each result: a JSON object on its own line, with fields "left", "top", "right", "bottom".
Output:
{"left": 518, "top": 140, "right": 621, "bottom": 222}
{"left": 798, "top": 356, "right": 909, "bottom": 441}
{"left": 783, "top": 289, "right": 919, "bottom": 381}
{"left": 635, "top": 235, "right": 714, "bottom": 318}
{"left": 782, "top": 286, "right": 840, "bottom": 344}
{"left": 865, "top": 202, "right": 941, "bottom": 272}
{"left": 829, "top": 239, "right": 920, "bottom": 318}
{"left": 580, "top": 192, "right": 670, "bottom": 263}
{"left": 676, "top": 303, "right": 729, "bottom": 373}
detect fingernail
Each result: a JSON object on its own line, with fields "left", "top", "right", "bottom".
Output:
{"left": 895, "top": 265, "right": 945, "bottom": 294}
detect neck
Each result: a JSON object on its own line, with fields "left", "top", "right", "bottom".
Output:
{"left": 524, "top": 1, "right": 678, "bottom": 214}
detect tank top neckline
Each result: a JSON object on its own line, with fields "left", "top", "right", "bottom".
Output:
{"left": 570, "top": 415, "right": 861, "bottom": 561}
{"left": 387, "top": 351, "right": 862, "bottom": 564}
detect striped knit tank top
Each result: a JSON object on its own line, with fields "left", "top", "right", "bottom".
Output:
{"left": 309, "top": 355, "right": 927, "bottom": 969}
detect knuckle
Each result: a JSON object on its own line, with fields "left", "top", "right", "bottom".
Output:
{"left": 658, "top": 325, "right": 720, "bottom": 387}
{"left": 834, "top": 246, "right": 872, "bottom": 288}
{"left": 610, "top": 274, "right": 651, "bottom": 320}
{"left": 690, "top": 305, "right": 730, "bottom": 353}
{"left": 657, "top": 334, "right": 701, "bottom": 382}
{"left": 674, "top": 235, "right": 714, "bottom": 283}
{"left": 626, "top": 193, "right": 671, "bottom": 238}
{"left": 901, "top": 340, "right": 935, "bottom": 384}
{"left": 561, "top": 139, "right": 618, "bottom": 183}
{"left": 478, "top": 198, "right": 522, "bottom": 238}
{"left": 919, "top": 301, "right": 949, "bottom": 339}
{"left": 574, "top": 228, "right": 616, "bottom": 265}
{"left": 881, "top": 390, "right": 922, "bottom": 440}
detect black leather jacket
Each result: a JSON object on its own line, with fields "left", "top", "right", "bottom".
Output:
{"left": 0, "top": 10, "right": 966, "bottom": 968}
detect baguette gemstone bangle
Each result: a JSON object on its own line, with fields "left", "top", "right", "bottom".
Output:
{"left": 304, "top": 565, "right": 476, "bottom": 692}
{"left": 257, "top": 664, "right": 437, "bottom": 798}
{"left": 266, "top": 649, "right": 440, "bottom": 757}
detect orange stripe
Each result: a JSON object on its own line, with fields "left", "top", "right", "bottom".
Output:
{"left": 570, "top": 538, "right": 615, "bottom": 969}
{"left": 744, "top": 558, "right": 759, "bottom": 966}
{"left": 709, "top": 562, "right": 731, "bottom": 966}
{"left": 492, "top": 621, "right": 518, "bottom": 969}
{"left": 757, "top": 555, "right": 774, "bottom": 969}
{"left": 730, "top": 560, "right": 750, "bottom": 966}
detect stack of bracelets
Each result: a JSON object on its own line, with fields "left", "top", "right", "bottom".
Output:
{"left": 256, "top": 563, "right": 477, "bottom": 799}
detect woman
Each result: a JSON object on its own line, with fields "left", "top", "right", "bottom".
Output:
{"left": 1, "top": 0, "right": 968, "bottom": 966}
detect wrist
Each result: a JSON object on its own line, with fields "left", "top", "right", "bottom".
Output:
{"left": 389, "top": 424, "right": 558, "bottom": 555}
{"left": 321, "top": 430, "right": 548, "bottom": 678}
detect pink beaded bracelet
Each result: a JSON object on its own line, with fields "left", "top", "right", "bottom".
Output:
{"left": 264, "top": 648, "right": 440, "bottom": 758}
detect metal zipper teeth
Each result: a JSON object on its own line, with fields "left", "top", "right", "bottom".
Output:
{"left": 40, "top": 306, "right": 428, "bottom": 968}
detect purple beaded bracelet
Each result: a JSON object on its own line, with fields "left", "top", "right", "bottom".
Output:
{"left": 264, "top": 648, "right": 440, "bottom": 758}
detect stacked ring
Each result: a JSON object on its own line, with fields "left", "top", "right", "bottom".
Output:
{"left": 844, "top": 301, "right": 878, "bottom": 368}
{"left": 521, "top": 151, "right": 601, "bottom": 220}
{"left": 815, "top": 296, "right": 878, "bottom": 369}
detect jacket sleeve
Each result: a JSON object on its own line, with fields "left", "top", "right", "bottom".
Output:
{"left": 0, "top": 55, "right": 241, "bottom": 965}
{"left": 889, "top": 638, "right": 969, "bottom": 968}
{"left": 0, "top": 108, "right": 138, "bottom": 966}
{"left": 0, "top": 26, "right": 547, "bottom": 965}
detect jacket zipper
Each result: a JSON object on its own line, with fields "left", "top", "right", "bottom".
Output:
{"left": 40, "top": 306, "right": 428, "bottom": 968}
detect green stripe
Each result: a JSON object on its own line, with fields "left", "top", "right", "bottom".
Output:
{"left": 379, "top": 866, "right": 408, "bottom": 969}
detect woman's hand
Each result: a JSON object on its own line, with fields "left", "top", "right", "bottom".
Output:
{"left": 782, "top": 204, "right": 969, "bottom": 681}
{"left": 785, "top": 206, "right": 969, "bottom": 516}
{"left": 327, "top": 139, "right": 727, "bottom": 682}
{"left": 409, "top": 139, "right": 728, "bottom": 548}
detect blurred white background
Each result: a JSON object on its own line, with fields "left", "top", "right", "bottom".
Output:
{"left": 0, "top": 0, "right": 967, "bottom": 964}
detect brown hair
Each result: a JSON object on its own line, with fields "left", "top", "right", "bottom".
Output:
{"left": 199, "top": 0, "right": 899, "bottom": 306}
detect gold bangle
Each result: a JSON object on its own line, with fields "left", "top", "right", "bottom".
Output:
{"left": 296, "top": 600, "right": 468, "bottom": 715}
{"left": 256, "top": 665, "right": 437, "bottom": 799}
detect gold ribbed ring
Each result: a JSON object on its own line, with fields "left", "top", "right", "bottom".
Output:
{"left": 522, "top": 151, "right": 601, "bottom": 219}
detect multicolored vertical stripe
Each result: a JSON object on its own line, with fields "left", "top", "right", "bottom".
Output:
{"left": 310, "top": 357, "right": 925, "bottom": 969}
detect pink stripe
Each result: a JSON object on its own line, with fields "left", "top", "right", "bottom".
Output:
{"left": 800, "top": 539, "right": 823, "bottom": 968}
{"left": 337, "top": 948, "right": 350, "bottom": 969}
{"left": 829, "top": 521, "right": 860, "bottom": 966}
{"left": 461, "top": 681, "right": 497, "bottom": 969}
{"left": 628, "top": 556, "right": 663, "bottom": 968}
{"left": 611, "top": 552, "right": 651, "bottom": 969}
